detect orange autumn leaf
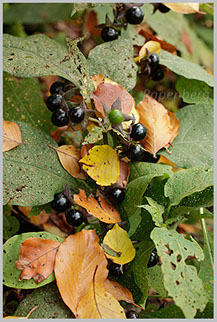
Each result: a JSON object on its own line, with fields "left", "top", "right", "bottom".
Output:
{"left": 16, "top": 238, "right": 60, "bottom": 283}
{"left": 162, "top": 3, "right": 205, "bottom": 14}
{"left": 136, "top": 95, "right": 179, "bottom": 156}
{"left": 105, "top": 279, "right": 136, "bottom": 305}
{"left": 51, "top": 145, "right": 85, "bottom": 179}
{"left": 158, "top": 155, "right": 183, "bottom": 173}
{"left": 90, "top": 75, "right": 134, "bottom": 117}
{"left": 116, "top": 160, "right": 130, "bottom": 188}
{"left": 74, "top": 189, "right": 121, "bottom": 224}
{"left": 3, "top": 119, "right": 22, "bottom": 152}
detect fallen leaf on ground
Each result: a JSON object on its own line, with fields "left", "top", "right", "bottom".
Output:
{"left": 138, "top": 41, "right": 161, "bottom": 62}
{"left": 79, "top": 145, "right": 120, "bottom": 186}
{"left": 74, "top": 189, "right": 121, "bottom": 224}
{"left": 162, "top": 3, "right": 204, "bottom": 14}
{"left": 116, "top": 161, "right": 130, "bottom": 188}
{"left": 16, "top": 238, "right": 60, "bottom": 283}
{"left": 103, "top": 224, "right": 135, "bottom": 266}
{"left": 105, "top": 279, "right": 139, "bottom": 306}
{"left": 50, "top": 145, "right": 85, "bottom": 179}
{"left": 3, "top": 120, "right": 22, "bottom": 152}
{"left": 136, "top": 95, "right": 179, "bottom": 156}
{"left": 158, "top": 155, "right": 183, "bottom": 173}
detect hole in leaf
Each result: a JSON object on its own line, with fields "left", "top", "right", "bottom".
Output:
{"left": 170, "top": 262, "right": 176, "bottom": 270}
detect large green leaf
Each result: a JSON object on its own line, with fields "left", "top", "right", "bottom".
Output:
{"left": 148, "top": 265, "right": 167, "bottom": 298}
{"left": 159, "top": 50, "right": 213, "bottom": 87}
{"left": 3, "top": 205, "right": 20, "bottom": 240}
{"left": 151, "top": 227, "right": 209, "bottom": 319}
{"left": 3, "top": 122, "right": 80, "bottom": 206}
{"left": 3, "top": 3, "right": 72, "bottom": 24}
{"left": 3, "top": 72, "right": 51, "bottom": 133}
{"left": 15, "top": 283, "right": 73, "bottom": 318}
{"left": 165, "top": 166, "right": 213, "bottom": 208}
{"left": 3, "top": 232, "right": 64, "bottom": 289}
{"left": 159, "top": 104, "right": 213, "bottom": 168}
{"left": 176, "top": 77, "right": 213, "bottom": 105}
{"left": 88, "top": 38, "right": 138, "bottom": 91}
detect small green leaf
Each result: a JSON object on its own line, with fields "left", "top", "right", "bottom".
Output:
{"left": 3, "top": 232, "right": 64, "bottom": 289}
{"left": 3, "top": 206, "right": 20, "bottom": 240}
{"left": 148, "top": 265, "right": 167, "bottom": 298}
{"left": 82, "top": 126, "right": 103, "bottom": 145}
{"left": 151, "top": 227, "right": 209, "bottom": 318}
{"left": 101, "top": 243, "right": 121, "bottom": 258}
{"left": 140, "top": 197, "right": 164, "bottom": 227}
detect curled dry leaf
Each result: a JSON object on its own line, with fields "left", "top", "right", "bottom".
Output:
{"left": 116, "top": 160, "right": 130, "bottom": 188}
{"left": 79, "top": 145, "right": 120, "bottom": 186}
{"left": 3, "top": 119, "right": 22, "bottom": 152}
{"left": 90, "top": 75, "right": 135, "bottom": 117}
{"left": 50, "top": 145, "right": 86, "bottom": 179}
{"left": 138, "top": 41, "right": 161, "bottom": 62}
{"left": 103, "top": 224, "right": 135, "bottom": 266}
{"left": 162, "top": 3, "right": 204, "bottom": 14}
{"left": 136, "top": 95, "right": 179, "bottom": 156}
{"left": 74, "top": 189, "right": 121, "bottom": 224}
{"left": 16, "top": 238, "right": 60, "bottom": 283}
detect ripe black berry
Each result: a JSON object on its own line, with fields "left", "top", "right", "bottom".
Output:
{"left": 51, "top": 109, "right": 69, "bottom": 127}
{"left": 126, "top": 144, "right": 146, "bottom": 161}
{"left": 158, "top": 4, "right": 170, "bottom": 13}
{"left": 142, "top": 151, "right": 160, "bottom": 163}
{"left": 65, "top": 209, "right": 84, "bottom": 227}
{"left": 101, "top": 27, "right": 119, "bottom": 42}
{"left": 108, "top": 262, "right": 123, "bottom": 278}
{"left": 50, "top": 81, "right": 64, "bottom": 94}
{"left": 147, "top": 249, "right": 159, "bottom": 268}
{"left": 46, "top": 94, "right": 62, "bottom": 112}
{"left": 126, "top": 6, "right": 144, "bottom": 25}
{"left": 68, "top": 106, "right": 85, "bottom": 123}
{"left": 148, "top": 53, "right": 160, "bottom": 67}
{"left": 150, "top": 65, "right": 165, "bottom": 81}
{"left": 130, "top": 123, "right": 147, "bottom": 141}
{"left": 107, "top": 188, "right": 125, "bottom": 204}
{"left": 126, "top": 311, "right": 137, "bottom": 319}
{"left": 50, "top": 192, "right": 70, "bottom": 212}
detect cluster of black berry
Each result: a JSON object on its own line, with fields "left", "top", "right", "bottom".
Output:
{"left": 148, "top": 53, "right": 164, "bottom": 81}
{"left": 46, "top": 81, "right": 85, "bottom": 127}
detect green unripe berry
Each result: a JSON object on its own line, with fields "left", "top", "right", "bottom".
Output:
{"left": 109, "top": 109, "right": 124, "bottom": 125}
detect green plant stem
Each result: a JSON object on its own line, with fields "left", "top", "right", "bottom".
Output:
{"left": 200, "top": 217, "right": 214, "bottom": 268}
{"left": 148, "top": 295, "right": 171, "bottom": 299}
{"left": 103, "top": 132, "right": 108, "bottom": 145}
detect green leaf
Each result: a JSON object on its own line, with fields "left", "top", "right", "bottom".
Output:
{"left": 159, "top": 104, "right": 213, "bottom": 168}
{"left": 15, "top": 283, "right": 73, "bottom": 318}
{"left": 82, "top": 126, "right": 103, "bottom": 145}
{"left": 29, "top": 203, "right": 53, "bottom": 218}
{"left": 151, "top": 227, "right": 209, "bottom": 319}
{"left": 3, "top": 72, "right": 51, "bottom": 134}
{"left": 71, "top": 3, "right": 98, "bottom": 17}
{"left": 3, "top": 121, "right": 79, "bottom": 206}
{"left": 165, "top": 166, "right": 213, "bottom": 208}
{"left": 169, "top": 206, "right": 213, "bottom": 223}
{"left": 93, "top": 3, "right": 115, "bottom": 24}
{"left": 148, "top": 265, "right": 167, "bottom": 298}
{"left": 159, "top": 50, "right": 213, "bottom": 87}
{"left": 199, "top": 219, "right": 214, "bottom": 302}
{"left": 140, "top": 197, "right": 164, "bottom": 227}
{"left": 3, "top": 206, "right": 20, "bottom": 240}
{"left": 3, "top": 232, "right": 64, "bottom": 289}
{"left": 121, "top": 25, "right": 145, "bottom": 46}
{"left": 3, "top": 3, "right": 72, "bottom": 24}
{"left": 88, "top": 38, "right": 138, "bottom": 91}
{"left": 176, "top": 77, "right": 213, "bottom": 105}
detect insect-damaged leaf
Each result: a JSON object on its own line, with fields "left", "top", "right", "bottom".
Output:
{"left": 103, "top": 224, "right": 135, "bottom": 266}
{"left": 3, "top": 120, "right": 22, "bottom": 152}
{"left": 73, "top": 189, "right": 121, "bottom": 224}
{"left": 136, "top": 95, "right": 179, "bottom": 156}
{"left": 79, "top": 145, "right": 120, "bottom": 186}
{"left": 151, "top": 227, "right": 209, "bottom": 318}
{"left": 54, "top": 230, "right": 125, "bottom": 318}
{"left": 16, "top": 238, "right": 60, "bottom": 284}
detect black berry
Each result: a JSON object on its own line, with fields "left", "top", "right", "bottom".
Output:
{"left": 126, "top": 311, "right": 137, "bottom": 319}
{"left": 150, "top": 65, "right": 165, "bottom": 81}
{"left": 46, "top": 94, "right": 62, "bottom": 112}
{"left": 50, "top": 81, "right": 64, "bottom": 94}
{"left": 158, "top": 4, "right": 170, "bottom": 13}
{"left": 147, "top": 249, "right": 159, "bottom": 268}
{"left": 142, "top": 151, "right": 160, "bottom": 163}
{"left": 101, "top": 27, "right": 119, "bottom": 42}
{"left": 126, "top": 6, "right": 144, "bottom": 25}
{"left": 65, "top": 209, "right": 84, "bottom": 227}
{"left": 130, "top": 123, "right": 147, "bottom": 141}
{"left": 126, "top": 144, "right": 146, "bottom": 161}
{"left": 108, "top": 262, "right": 123, "bottom": 278}
{"left": 107, "top": 188, "right": 125, "bottom": 204}
{"left": 50, "top": 192, "right": 70, "bottom": 212}
{"left": 68, "top": 106, "right": 85, "bottom": 123}
{"left": 51, "top": 109, "right": 69, "bottom": 127}
{"left": 148, "top": 53, "right": 160, "bottom": 67}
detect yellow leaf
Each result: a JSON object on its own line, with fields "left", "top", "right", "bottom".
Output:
{"left": 103, "top": 224, "right": 135, "bottom": 266}
{"left": 51, "top": 145, "right": 85, "bottom": 179}
{"left": 79, "top": 145, "right": 120, "bottom": 186}
{"left": 3, "top": 119, "right": 22, "bottom": 152}
{"left": 138, "top": 41, "right": 161, "bottom": 62}
{"left": 162, "top": 3, "right": 204, "bottom": 14}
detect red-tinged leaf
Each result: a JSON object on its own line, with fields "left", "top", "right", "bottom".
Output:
{"left": 116, "top": 160, "right": 130, "bottom": 188}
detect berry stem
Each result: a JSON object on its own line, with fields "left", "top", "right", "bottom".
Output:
{"left": 103, "top": 132, "right": 108, "bottom": 145}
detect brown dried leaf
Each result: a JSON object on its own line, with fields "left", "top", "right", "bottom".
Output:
{"left": 16, "top": 238, "right": 60, "bottom": 283}
{"left": 162, "top": 3, "right": 205, "bottom": 14}
{"left": 74, "top": 189, "right": 121, "bottom": 224}
{"left": 3, "top": 119, "right": 22, "bottom": 152}
{"left": 136, "top": 95, "right": 179, "bottom": 156}
{"left": 116, "top": 161, "right": 130, "bottom": 188}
